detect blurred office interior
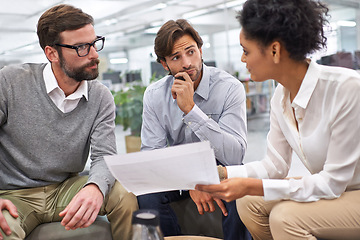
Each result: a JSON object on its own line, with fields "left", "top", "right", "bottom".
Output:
{"left": 1, "top": 0, "right": 359, "bottom": 174}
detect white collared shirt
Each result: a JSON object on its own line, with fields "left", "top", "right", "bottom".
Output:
{"left": 227, "top": 59, "right": 360, "bottom": 202}
{"left": 43, "top": 63, "right": 88, "bottom": 113}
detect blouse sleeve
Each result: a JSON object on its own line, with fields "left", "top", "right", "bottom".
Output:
{"left": 227, "top": 86, "right": 294, "bottom": 200}
{"left": 228, "top": 79, "right": 360, "bottom": 202}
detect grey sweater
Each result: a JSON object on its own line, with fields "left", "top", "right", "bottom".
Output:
{"left": 0, "top": 63, "right": 117, "bottom": 197}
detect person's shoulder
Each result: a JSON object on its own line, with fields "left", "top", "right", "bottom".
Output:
{"left": 1, "top": 63, "right": 45, "bottom": 75}
{"left": 207, "top": 66, "right": 245, "bottom": 95}
{"left": 88, "top": 79, "right": 108, "bottom": 89}
{"left": 87, "top": 81, "right": 115, "bottom": 107}
{"left": 88, "top": 80, "right": 113, "bottom": 98}
{"left": 208, "top": 66, "right": 242, "bottom": 85}
{"left": 0, "top": 63, "right": 46, "bottom": 87}
{"left": 145, "top": 75, "right": 172, "bottom": 94}
{"left": 318, "top": 63, "right": 360, "bottom": 83}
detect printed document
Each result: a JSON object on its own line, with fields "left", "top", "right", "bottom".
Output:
{"left": 104, "top": 141, "right": 220, "bottom": 196}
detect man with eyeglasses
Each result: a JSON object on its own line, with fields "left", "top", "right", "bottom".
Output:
{"left": 0, "top": 4, "right": 138, "bottom": 240}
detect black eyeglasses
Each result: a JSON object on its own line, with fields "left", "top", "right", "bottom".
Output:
{"left": 55, "top": 36, "right": 105, "bottom": 57}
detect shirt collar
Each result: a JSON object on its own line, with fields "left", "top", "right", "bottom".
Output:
{"left": 281, "top": 59, "right": 320, "bottom": 110}
{"left": 43, "top": 63, "right": 88, "bottom": 101}
{"left": 194, "top": 63, "right": 210, "bottom": 100}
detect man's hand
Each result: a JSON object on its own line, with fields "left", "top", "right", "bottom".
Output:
{"left": 59, "top": 184, "right": 103, "bottom": 230}
{"left": 171, "top": 72, "right": 195, "bottom": 114}
{"left": 0, "top": 199, "right": 18, "bottom": 238}
{"left": 189, "top": 190, "right": 228, "bottom": 217}
{"left": 196, "top": 178, "right": 264, "bottom": 202}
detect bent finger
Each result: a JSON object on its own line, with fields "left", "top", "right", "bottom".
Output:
{"left": 195, "top": 202, "right": 204, "bottom": 215}
{"left": 201, "top": 201, "right": 210, "bottom": 212}
{"left": 214, "top": 198, "right": 228, "bottom": 216}
{"left": 0, "top": 214, "right": 12, "bottom": 236}
{"left": 207, "top": 200, "right": 216, "bottom": 213}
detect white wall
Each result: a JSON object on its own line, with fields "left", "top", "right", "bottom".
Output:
{"left": 128, "top": 46, "right": 154, "bottom": 85}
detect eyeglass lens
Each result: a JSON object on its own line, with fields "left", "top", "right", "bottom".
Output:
{"left": 78, "top": 38, "right": 104, "bottom": 57}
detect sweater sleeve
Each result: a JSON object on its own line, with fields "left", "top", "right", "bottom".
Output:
{"left": 86, "top": 85, "right": 117, "bottom": 198}
{"left": 0, "top": 69, "right": 9, "bottom": 126}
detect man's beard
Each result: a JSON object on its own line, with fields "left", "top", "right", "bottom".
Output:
{"left": 167, "top": 61, "right": 202, "bottom": 82}
{"left": 59, "top": 56, "right": 100, "bottom": 82}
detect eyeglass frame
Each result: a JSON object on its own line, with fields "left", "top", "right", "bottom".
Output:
{"left": 55, "top": 36, "right": 105, "bottom": 57}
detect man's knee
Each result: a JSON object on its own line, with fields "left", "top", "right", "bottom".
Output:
{"left": 105, "top": 181, "right": 138, "bottom": 213}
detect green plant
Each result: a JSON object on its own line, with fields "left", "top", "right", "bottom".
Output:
{"left": 112, "top": 73, "right": 160, "bottom": 137}
{"left": 112, "top": 84, "right": 146, "bottom": 137}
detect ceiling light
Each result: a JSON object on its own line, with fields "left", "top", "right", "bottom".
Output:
{"left": 104, "top": 19, "right": 118, "bottom": 26}
{"left": 154, "top": 3, "right": 167, "bottom": 10}
{"left": 204, "top": 43, "right": 211, "bottom": 48}
{"left": 150, "top": 21, "right": 163, "bottom": 27}
{"left": 144, "top": 26, "right": 161, "bottom": 34}
{"left": 337, "top": 20, "right": 356, "bottom": 27}
{"left": 217, "top": 0, "right": 246, "bottom": 9}
{"left": 110, "top": 58, "right": 128, "bottom": 64}
{"left": 183, "top": 9, "right": 211, "bottom": 19}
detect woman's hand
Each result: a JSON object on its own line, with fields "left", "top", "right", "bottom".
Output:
{"left": 196, "top": 178, "right": 264, "bottom": 202}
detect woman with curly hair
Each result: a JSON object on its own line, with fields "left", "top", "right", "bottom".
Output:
{"left": 196, "top": 0, "right": 360, "bottom": 239}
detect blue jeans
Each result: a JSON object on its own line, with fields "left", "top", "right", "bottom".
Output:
{"left": 137, "top": 190, "right": 251, "bottom": 240}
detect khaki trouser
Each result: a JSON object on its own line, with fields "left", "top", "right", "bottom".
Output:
{"left": 0, "top": 176, "right": 138, "bottom": 240}
{"left": 236, "top": 190, "right": 360, "bottom": 240}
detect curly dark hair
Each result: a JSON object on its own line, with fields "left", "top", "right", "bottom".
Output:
{"left": 237, "top": 0, "right": 329, "bottom": 61}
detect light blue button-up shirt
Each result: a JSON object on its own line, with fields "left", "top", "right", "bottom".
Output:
{"left": 141, "top": 64, "right": 247, "bottom": 166}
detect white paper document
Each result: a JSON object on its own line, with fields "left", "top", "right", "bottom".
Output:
{"left": 104, "top": 141, "right": 220, "bottom": 196}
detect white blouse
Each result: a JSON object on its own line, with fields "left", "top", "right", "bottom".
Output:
{"left": 227, "top": 59, "right": 360, "bottom": 202}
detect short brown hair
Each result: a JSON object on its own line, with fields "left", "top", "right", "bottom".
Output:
{"left": 37, "top": 4, "right": 94, "bottom": 51}
{"left": 154, "top": 19, "right": 203, "bottom": 63}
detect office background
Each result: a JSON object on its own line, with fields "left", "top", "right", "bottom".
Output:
{"left": 1, "top": 0, "right": 360, "bottom": 85}
{"left": 1, "top": 0, "right": 359, "bottom": 170}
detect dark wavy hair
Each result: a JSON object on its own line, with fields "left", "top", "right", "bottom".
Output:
{"left": 154, "top": 19, "right": 203, "bottom": 63}
{"left": 237, "top": 0, "right": 329, "bottom": 61}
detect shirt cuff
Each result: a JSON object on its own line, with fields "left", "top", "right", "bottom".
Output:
{"left": 262, "top": 179, "right": 290, "bottom": 201}
{"left": 183, "top": 105, "right": 208, "bottom": 126}
{"left": 226, "top": 165, "right": 248, "bottom": 178}
{"left": 86, "top": 175, "right": 114, "bottom": 199}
